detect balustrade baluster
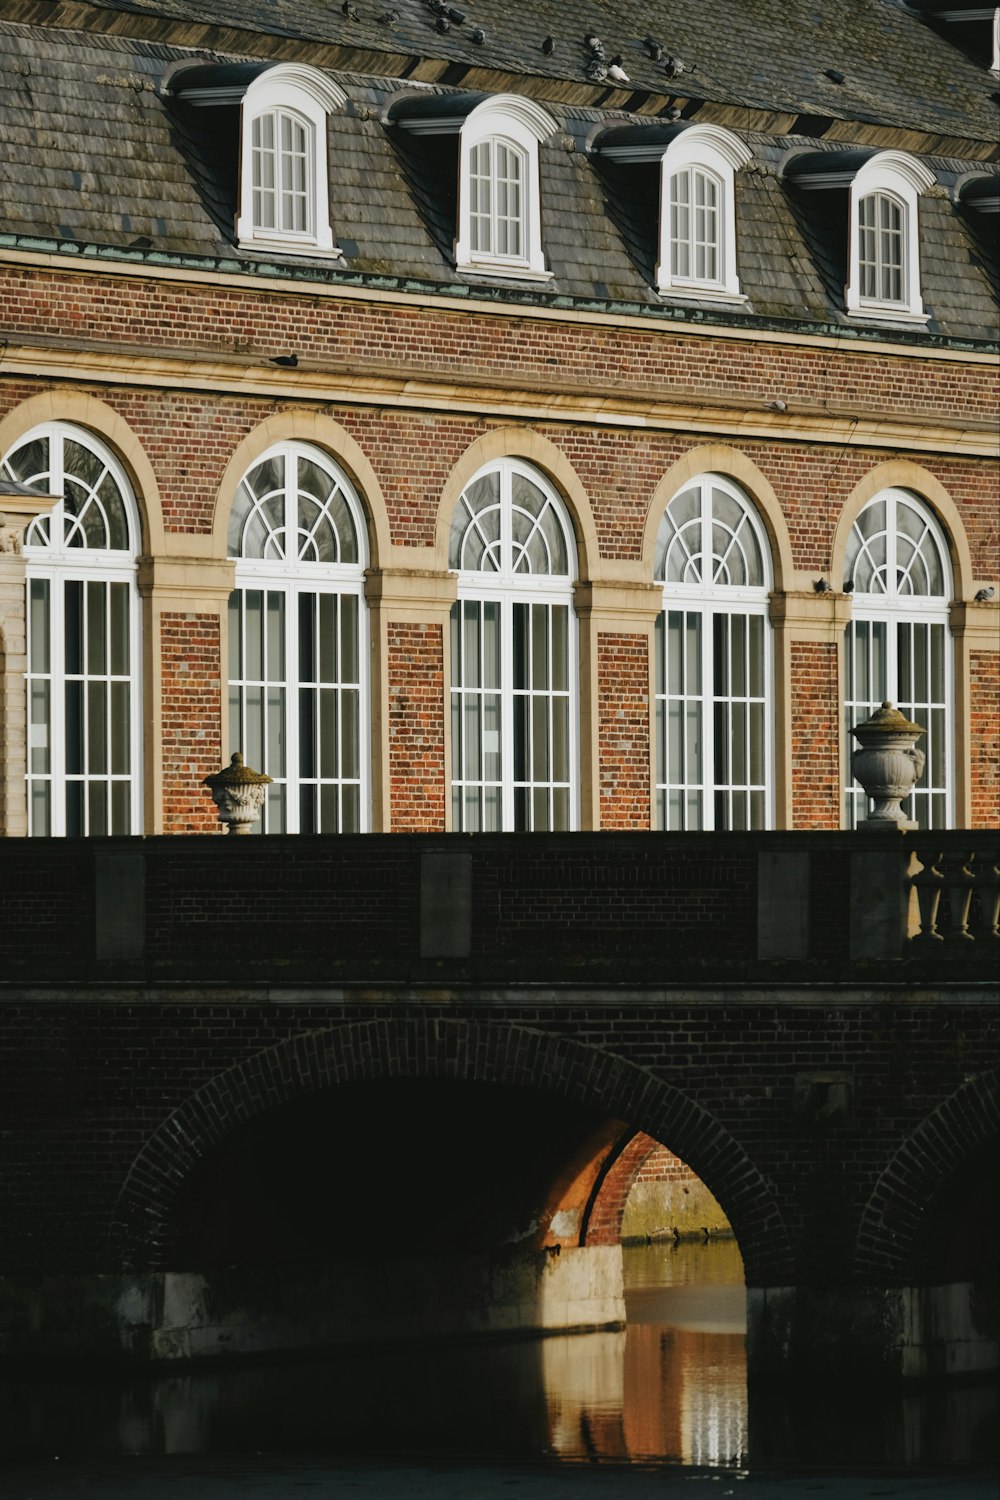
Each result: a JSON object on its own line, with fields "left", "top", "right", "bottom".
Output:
{"left": 909, "top": 847, "right": 944, "bottom": 943}
{"left": 939, "top": 850, "right": 976, "bottom": 944}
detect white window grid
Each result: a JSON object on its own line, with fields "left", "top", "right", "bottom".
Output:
{"left": 449, "top": 461, "right": 577, "bottom": 832}
{"left": 670, "top": 166, "right": 721, "bottom": 286}
{"left": 2, "top": 423, "right": 142, "bottom": 837}
{"left": 654, "top": 477, "right": 772, "bottom": 831}
{"left": 857, "top": 191, "right": 905, "bottom": 306}
{"left": 252, "top": 109, "right": 311, "bottom": 236}
{"left": 469, "top": 138, "right": 525, "bottom": 261}
{"left": 228, "top": 442, "right": 369, "bottom": 834}
{"left": 843, "top": 490, "right": 952, "bottom": 829}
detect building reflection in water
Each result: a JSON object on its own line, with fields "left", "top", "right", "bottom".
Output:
{"left": 2, "top": 1240, "right": 995, "bottom": 1467}
{"left": 545, "top": 1238, "right": 748, "bottom": 1465}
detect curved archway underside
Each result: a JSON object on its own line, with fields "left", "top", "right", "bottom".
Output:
{"left": 111, "top": 1018, "right": 793, "bottom": 1282}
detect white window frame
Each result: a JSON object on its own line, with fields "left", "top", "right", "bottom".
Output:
{"left": 236, "top": 66, "right": 345, "bottom": 257}
{"left": 654, "top": 474, "right": 773, "bottom": 831}
{"left": 3, "top": 422, "right": 142, "bottom": 838}
{"left": 228, "top": 441, "right": 370, "bottom": 834}
{"left": 846, "top": 154, "right": 933, "bottom": 321}
{"left": 843, "top": 489, "right": 953, "bottom": 830}
{"left": 449, "top": 459, "right": 578, "bottom": 831}
{"left": 456, "top": 97, "right": 556, "bottom": 280}
{"left": 657, "top": 127, "right": 751, "bottom": 300}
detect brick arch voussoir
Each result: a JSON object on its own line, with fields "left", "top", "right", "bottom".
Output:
{"left": 109, "top": 1019, "right": 792, "bottom": 1279}
{"left": 855, "top": 1069, "right": 1000, "bottom": 1282}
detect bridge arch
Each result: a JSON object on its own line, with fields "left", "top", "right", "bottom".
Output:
{"left": 110, "top": 1018, "right": 792, "bottom": 1282}
{"left": 855, "top": 1067, "right": 999, "bottom": 1281}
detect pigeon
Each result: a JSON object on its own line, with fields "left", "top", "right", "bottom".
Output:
{"left": 608, "top": 55, "right": 630, "bottom": 83}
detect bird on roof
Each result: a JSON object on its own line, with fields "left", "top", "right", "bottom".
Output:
{"left": 470, "top": 25, "right": 485, "bottom": 43}
{"left": 585, "top": 32, "right": 606, "bottom": 57}
{"left": 974, "top": 586, "right": 995, "bottom": 601}
{"left": 269, "top": 353, "right": 299, "bottom": 368}
{"left": 644, "top": 36, "right": 664, "bottom": 61}
{"left": 608, "top": 55, "right": 630, "bottom": 83}
{"left": 341, "top": 0, "right": 358, "bottom": 17}
{"left": 664, "top": 55, "right": 686, "bottom": 77}
{"left": 542, "top": 35, "right": 555, "bottom": 54}
{"left": 586, "top": 58, "right": 609, "bottom": 81}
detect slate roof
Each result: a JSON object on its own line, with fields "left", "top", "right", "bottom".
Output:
{"left": 37, "top": 0, "right": 1000, "bottom": 143}
{"left": 0, "top": 20, "right": 997, "bottom": 343}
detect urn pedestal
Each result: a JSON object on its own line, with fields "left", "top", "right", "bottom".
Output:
{"left": 202, "top": 752, "right": 272, "bottom": 834}
{"left": 849, "top": 701, "right": 926, "bottom": 831}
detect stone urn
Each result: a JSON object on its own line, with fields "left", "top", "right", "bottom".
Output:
{"left": 202, "top": 752, "right": 272, "bottom": 834}
{"left": 850, "top": 701, "right": 926, "bottom": 830}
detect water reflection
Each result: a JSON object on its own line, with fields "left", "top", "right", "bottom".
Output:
{"left": 1, "top": 1242, "right": 996, "bottom": 1469}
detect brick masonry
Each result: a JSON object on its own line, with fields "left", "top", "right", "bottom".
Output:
{"left": 1, "top": 254, "right": 997, "bottom": 833}
{"left": 0, "top": 835, "right": 995, "bottom": 1299}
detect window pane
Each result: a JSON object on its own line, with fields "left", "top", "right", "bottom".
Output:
{"left": 29, "top": 579, "right": 50, "bottom": 673}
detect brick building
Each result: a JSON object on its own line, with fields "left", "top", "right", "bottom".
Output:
{"left": 0, "top": 0, "right": 996, "bottom": 841}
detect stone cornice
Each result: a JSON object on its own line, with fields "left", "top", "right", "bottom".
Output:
{"left": 769, "top": 589, "right": 855, "bottom": 641}
{"left": 137, "top": 554, "right": 235, "bottom": 606}
{"left": 950, "top": 598, "right": 1000, "bottom": 648}
{"left": 364, "top": 566, "right": 457, "bottom": 620}
{"left": 5, "top": 340, "right": 996, "bottom": 458}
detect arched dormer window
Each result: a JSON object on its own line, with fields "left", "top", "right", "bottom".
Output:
{"left": 389, "top": 91, "right": 555, "bottom": 279}
{"left": 169, "top": 61, "right": 346, "bottom": 257}
{"left": 788, "top": 149, "right": 934, "bottom": 321}
{"left": 449, "top": 460, "right": 577, "bottom": 830}
{"left": 659, "top": 127, "right": 751, "bottom": 298}
{"left": 456, "top": 97, "right": 555, "bottom": 278}
{"left": 227, "top": 442, "right": 369, "bottom": 832}
{"left": 1, "top": 423, "right": 142, "bottom": 836}
{"left": 237, "top": 67, "right": 345, "bottom": 256}
{"left": 593, "top": 123, "right": 751, "bottom": 300}
{"left": 654, "top": 475, "right": 772, "bottom": 830}
{"left": 843, "top": 490, "right": 952, "bottom": 829}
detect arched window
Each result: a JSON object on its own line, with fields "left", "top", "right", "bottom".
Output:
{"left": 787, "top": 149, "right": 933, "bottom": 321}
{"left": 844, "top": 490, "right": 952, "bottom": 829}
{"left": 235, "top": 66, "right": 345, "bottom": 256}
{"left": 658, "top": 126, "right": 750, "bottom": 299}
{"left": 227, "top": 441, "right": 368, "bottom": 833}
{"left": 455, "top": 97, "right": 556, "bottom": 279}
{"left": 654, "top": 475, "right": 772, "bottom": 830}
{"left": 449, "top": 460, "right": 577, "bottom": 830}
{"left": 1, "top": 422, "right": 141, "bottom": 836}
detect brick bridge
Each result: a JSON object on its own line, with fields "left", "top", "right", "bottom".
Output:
{"left": 0, "top": 831, "right": 996, "bottom": 1380}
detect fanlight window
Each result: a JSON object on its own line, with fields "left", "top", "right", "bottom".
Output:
{"left": 1, "top": 423, "right": 140, "bottom": 836}
{"left": 227, "top": 442, "right": 367, "bottom": 833}
{"left": 449, "top": 460, "right": 576, "bottom": 832}
{"left": 654, "top": 476, "right": 771, "bottom": 831}
{"left": 844, "top": 490, "right": 951, "bottom": 829}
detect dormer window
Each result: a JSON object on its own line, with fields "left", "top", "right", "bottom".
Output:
{"left": 593, "top": 123, "right": 751, "bottom": 300}
{"left": 237, "top": 68, "right": 345, "bottom": 256}
{"left": 168, "top": 62, "right": 346, "bottom": 258}
{"left": 788, "top": 149, "right": 934, "bottom": 322}
{"left": 390, "top": 92, "right": 556, "bottom": 280}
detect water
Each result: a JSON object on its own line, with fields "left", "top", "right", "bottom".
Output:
{"left": 1, "top": 1241, "right": 996, "bottom": 1470}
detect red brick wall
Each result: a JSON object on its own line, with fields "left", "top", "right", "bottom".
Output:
{"left": 585, "top": 1132, "right": 703, "bottom": 1246}
{"left": 791, "top": 640, "right": 842, "bottom": 829}
{"left": 5, "top": 266, "right": 996, "bottom": 427}
{"left": 597, "top": 631, "right": 651, "bottom": 829}
{"left": 161, "top": 612, "right": 222, "bottom": 833}
{"left": 388, "top": 621, "right": 445, "bottom": 831}
{"left": 970, "top": 649, "right": 1000, "bottom": 828}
